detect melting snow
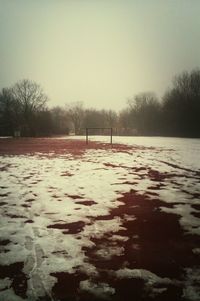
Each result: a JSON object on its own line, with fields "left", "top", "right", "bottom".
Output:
{"left": 80, "top": 280, "right": 115, "bottom": 299}
{"left": 0, "top": 136, "right": 200, "bottom": 300}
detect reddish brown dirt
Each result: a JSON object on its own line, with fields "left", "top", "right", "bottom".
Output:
{"left": 45, "top": 188, "right": 199, "bottom": 300}
{"left": 25, "top": 198, "right": 35, "bottom": 202}
{"left": 0, "top": 239, "right": 10, "bottom": 246}
{"left": 0, "top": 193, "right": 9, "bottom": 197}
{"left": 24, "top": 219, "right": 34, "bottom": 223}
{"left": 80, "top": 190, "right": 199, "bottom": 301}
{"left": 0, "top": 164, "right": 11, "bottom": 171}
{"left": 0, "top": 138, "right": 90, "bottom": 156}
{"left": 0, "top": 262, "right": 27, "bottom": 299}
{"left": 192, "top": 212, "right": 200, "bottom": 218}
{"left": 47, "top": 221, "right": 86, "bottom": 234}
{"left": 65, "top": 194, "right": 84, "bottom": 199}
{"left": 22, "top": 204, "right": 31, "bottom": 208}
{"left": 0, "top": 137, "right": 136, "bottom": 157}
{"left": 6, "top": 214, "right": 26, "bottom": 219}
{"left": 76, "top": 200, "right": 97, "bottom": 206}
{"left": 51, "top": 272, "right": 88, "bottom": 301}
{"left": 61, "top": 171, "right": 73, "bottom": 176}
{"left": 192, "top": 204, "right": 200, "bottom": 210}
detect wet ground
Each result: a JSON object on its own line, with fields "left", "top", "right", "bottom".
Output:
{"left": 0, "top": 137, "right": 200, "bottom": 301}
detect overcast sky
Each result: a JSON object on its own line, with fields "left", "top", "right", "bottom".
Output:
{"left": 0, "top": 0, "right": 200, "bottom": 110}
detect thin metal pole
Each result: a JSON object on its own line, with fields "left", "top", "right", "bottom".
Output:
{"left": 111, "top": 128, "right": 113, "bottom": 145}
{"left": 86, "top": 128, "right": 88, "bottom": 145}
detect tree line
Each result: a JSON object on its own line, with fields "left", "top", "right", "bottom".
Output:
{"left": 0, "top": 69, "right": 200, "bottom": 138}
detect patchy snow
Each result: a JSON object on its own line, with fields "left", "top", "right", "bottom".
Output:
{"left": 192, "top": 248, "right": 200, "bottom": 255}
{"left": 160, "top": 204, "right": 200, "bottom": 235}
{"left": 0, "top": 277, "right": 12, "bottom": 291}
{"left": 115, "top": 268, "right": 178, "bottom": 298}
{"left": 115, "top": 267, "right": 173, "bottom": 284}
{"left": 80, "top": 280, "right": 115, "bottom": 299}
{"left": 0, "top": 136, "right": 200, "bottom": 300}
{"left": 95, "top": 246, "right": 124, "bottom": 260}
{"left": 0, "top": 288, "right": 25, "bottom": 301}
{"left": 116, "top": 268, "right": 171, "bottom": 285}
{"left": 183, "top": 268, "right": 200, "bottom": 301}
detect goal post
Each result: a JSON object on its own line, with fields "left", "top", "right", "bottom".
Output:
{"left": 85, "top": 127, "right": 113, "bottom": 145}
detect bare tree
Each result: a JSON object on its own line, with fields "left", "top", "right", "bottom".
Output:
{"left": 0, "top": 88, "right": 16, "bottom": 135}
{"left": 127, "top": 92, "right": 161, "bottom": 135}
{"left": 51, "top": 106, "right": 70, "bottom": 135}
{"left": 12, "top": 79, "right": 48, "bottom": 112}
{"left": 66, "top": 102, "right": 84, "bottom": 135}
{"left": 163, "top": 69, "right": 200, "bottom": 137}
{"left": 11, "top": 79, "right": 48, "bottom": 135}
{"left": 118, "top": 108, "right": 133, "bottom": 135}
{"left": 104, "top": 110, "right": 118, "bottom": 128}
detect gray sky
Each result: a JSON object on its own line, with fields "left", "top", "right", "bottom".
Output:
{"left": 0, "top": 0, "right": 200, "bottom": 111}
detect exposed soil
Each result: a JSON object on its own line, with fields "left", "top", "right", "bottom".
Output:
{"left": 0, "top": 262, "right": 27, "bottom": 299}
{"left": 0, "top": 137, "right": 199, "bottom": 301}
{"left": 0, "top": 137, "right": 136, "bottom": 157}
{"left": 47, "top": 221, "right": 86, "bottom": 234}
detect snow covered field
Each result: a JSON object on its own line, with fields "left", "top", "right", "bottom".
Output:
{"left": 0, "top": 137, "right": 200, "bottom": 301}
